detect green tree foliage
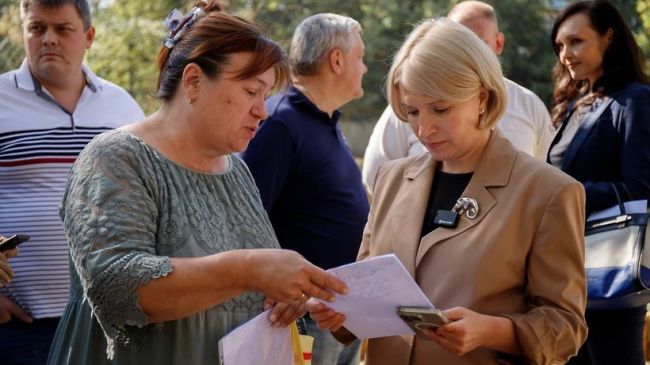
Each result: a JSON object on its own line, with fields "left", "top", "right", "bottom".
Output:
{"left": 227, "top": 0, "right": 557, "bottom": 115}
{"left": 492, "top": 0, "right": 557, "bottom": 105}
{"left": 633, "top": 0, "right": 650, "bottom": 67}
{"left": 87, "top": 0, "right": 190, "bottom": 113}
{"left": 0, "top": 1, "right": 23, "bottom": 71}
{"left": 1, "top": 0, "right": 649, "bottom": 118}
{"left": 353, "top": 0, "right": 452, "bottom": 118}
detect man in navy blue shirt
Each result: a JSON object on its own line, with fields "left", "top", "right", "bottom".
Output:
{"left": 242, "top": 13, "right": 368, "bottom": 365}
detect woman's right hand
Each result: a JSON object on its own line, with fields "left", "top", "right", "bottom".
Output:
{"left": 306, "top": 301, "right": 346, "bottom": 331}
{"left": 246, "top": 249, "right": 348, "bottom": 304}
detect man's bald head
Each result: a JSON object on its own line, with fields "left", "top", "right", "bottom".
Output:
{"left": 448, "top": 1, "right": 505, "bottom": 55}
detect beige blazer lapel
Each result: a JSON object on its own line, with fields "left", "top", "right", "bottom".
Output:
{"left": 390, "top": 153, "right": 434, "bottom": 277}
{"left": 414, "top": 131, "right": 516, "bottom": 268}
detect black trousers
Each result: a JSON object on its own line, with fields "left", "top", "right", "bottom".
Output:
{"left": 0, "top": 317, "right": 60, "bottom": 365}
{"left": 567, "top": 305, "right": 646, "bottom": 365}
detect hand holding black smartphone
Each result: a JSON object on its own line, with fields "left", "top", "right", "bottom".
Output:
{"left": 0, "top": 234, "right": 30, "bottom": 252}
{"left": 397, "top": 306, "right": 450, "bottom": 339}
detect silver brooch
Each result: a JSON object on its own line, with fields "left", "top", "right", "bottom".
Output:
{"left": 451, "top": 197, "right": 479, "bottom": 219}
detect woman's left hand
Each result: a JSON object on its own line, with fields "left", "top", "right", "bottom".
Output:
{"left": 0, "top": 252, "right": 15, "bottom": 288}
{"left": 1, "top": 248, "right": 18, "bottom": 259}
{"left": 264, "top": 297, "right": 307, "bottom": 328}
{"left": 423, "top": 307, "right": 492, "bottom": 356}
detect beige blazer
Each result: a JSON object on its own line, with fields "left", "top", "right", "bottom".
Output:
{"left": 358, "top": 131, "right": 587, "bottom": 365}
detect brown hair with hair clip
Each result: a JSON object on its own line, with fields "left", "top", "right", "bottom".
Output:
{"left": 156, "top": 0, "right": 288, "bottom": 101}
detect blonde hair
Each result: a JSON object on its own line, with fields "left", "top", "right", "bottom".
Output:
{"left": 387, "top": 18, "right": 506, "bottom": 129}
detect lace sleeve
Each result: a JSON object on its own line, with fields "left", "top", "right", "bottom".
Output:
{"left": 59, "top": 132, "right": 173, "bottom": 356}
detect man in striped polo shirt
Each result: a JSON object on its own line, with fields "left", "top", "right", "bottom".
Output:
{"left": 0, "top": 1, "right": 143, "bottom": 363}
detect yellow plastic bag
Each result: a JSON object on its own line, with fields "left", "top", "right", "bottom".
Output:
{"left": 290, "top": 322, "right": 314, "bottom": 365}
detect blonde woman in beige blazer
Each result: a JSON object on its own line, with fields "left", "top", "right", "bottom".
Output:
{"left": 309, "top": 18, "right": 587, "bottom": 365}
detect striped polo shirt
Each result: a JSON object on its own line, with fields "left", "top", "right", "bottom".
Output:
{"left": 0, "top": 60, "right": 144, "bottom": 319}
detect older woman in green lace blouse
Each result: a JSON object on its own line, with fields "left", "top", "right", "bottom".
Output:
{"left": 47, "top": 2, "right": 348, "bottom": 364}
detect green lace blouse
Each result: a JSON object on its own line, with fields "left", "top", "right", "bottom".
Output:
{"left": 47, "top": 130, "right": 280, "bottom": 364}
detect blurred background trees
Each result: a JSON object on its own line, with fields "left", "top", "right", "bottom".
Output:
{"left": 1, "top": 0, "right": 649, "bottom": 156}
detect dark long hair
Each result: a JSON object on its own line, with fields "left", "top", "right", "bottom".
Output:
{"left": 549, "top": 0, "right": 649, "bottom": 127}
{"left": 155, "top": 0, "right": 288, "bottom": 101}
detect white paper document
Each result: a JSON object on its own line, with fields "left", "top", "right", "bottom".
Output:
{"left": 218, "top": 254, "right": 431, "bottom": 363}
{"left": 587, "top": 200, "right": 647, "bottom": 221}
{"left": 218, "top": 310, "right": 293, "bottom": 365}
{"left": 314, "top": 253, "right": 433, "bottom": 339}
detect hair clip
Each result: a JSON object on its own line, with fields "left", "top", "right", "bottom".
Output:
{"left": 451, "top": 197, "right": 479, "bottom": 219}
{"left": 162, "top": 6, "right": 206, "bottom": 49}
{"left": 163, "top": 9, "right": 184, "bottom": 33}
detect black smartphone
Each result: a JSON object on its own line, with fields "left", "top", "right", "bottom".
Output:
{"left": 0, "top": 234, "right": 30, "bottom": 252}
{"left": 397, "top": 306, "right": 450, "bottom": 338}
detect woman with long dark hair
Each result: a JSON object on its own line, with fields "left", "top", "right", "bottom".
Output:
{"left": 549, "top": 1, "right": 650, "bottom": 364}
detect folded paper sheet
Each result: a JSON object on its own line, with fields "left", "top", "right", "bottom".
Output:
{"left": 313, "top": 253, "right": 434, "bottom": 339}
{"left": 218, "top": 310, "right": 293, "bottom": 365}
{"left": 219, "top": 254, "right": 433, "bottom": 363}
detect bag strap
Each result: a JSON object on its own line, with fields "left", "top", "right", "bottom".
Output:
{"left": 611, "top": 182, "right": 627, "bottom": 215}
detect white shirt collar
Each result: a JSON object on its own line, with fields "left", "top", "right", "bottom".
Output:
{"left": 14, "top": 58, "right": 100, "bottom": 93}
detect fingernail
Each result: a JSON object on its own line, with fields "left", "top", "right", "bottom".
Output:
{"left": 269, "top": 314, "right": 277, "bottom": 322}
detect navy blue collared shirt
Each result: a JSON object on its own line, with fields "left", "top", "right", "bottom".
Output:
{"left": 242, "top": 86, "right": 369, "bottom": 269}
